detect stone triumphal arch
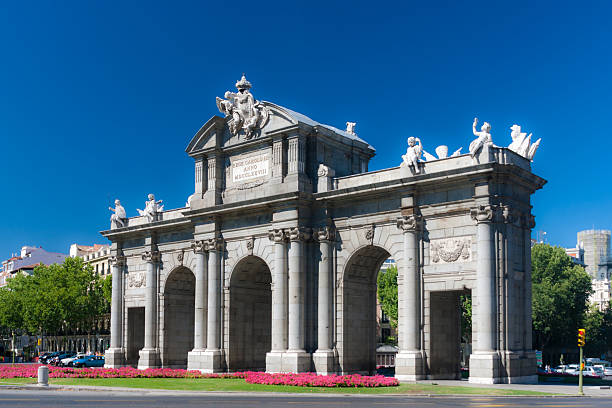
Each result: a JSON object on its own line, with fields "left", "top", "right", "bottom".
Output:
{"left": 103, "top": 75, "right": 545, "bottom": 383}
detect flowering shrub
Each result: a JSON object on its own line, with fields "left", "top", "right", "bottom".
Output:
{"left": 0, "top": 365, "right": 398, "bottom": 387}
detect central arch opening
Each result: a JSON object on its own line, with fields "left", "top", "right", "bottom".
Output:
{"left": 163, "top": 267, "right": 195, "bottom": 368}
{"left": 228, "top": 256, "right": 272, "bottom": 371}
{"left": 341, "top": 245, "right": 392, "bottom": 375}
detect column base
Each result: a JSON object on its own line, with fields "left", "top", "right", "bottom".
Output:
{"left": 313, "top": 349, "right": 337, "bottom": 375}
{"left": 281, "top": 351, "right": 312, "bottom": 373}
{"left": 137, "top": 348, "right": 160, "bottom": 369}
{"left": 104, "top": 348, "right": 125, "bottom": 368}
{"left": 266, "top": 351, "right": 284, "bottom": 373}
{"left": 187, "top": 349, "right": 208, "bottom": 371}
{"left": 499, "top": 350, "right": 537, "bottom": 383}
{"left": 469, "top": 352, "right": 501, "bottom": 384}
{"left": 196, "top": 349, "right": 225, "bottom": 373}
{"left": 395, "top": 351, "right": 425, "bottom": 381}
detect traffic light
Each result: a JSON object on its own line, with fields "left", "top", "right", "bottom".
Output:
{"left": 577, "top": 328, "right": 586, "bottom": 347}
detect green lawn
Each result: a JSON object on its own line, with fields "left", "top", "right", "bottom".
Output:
{"left": 0, "top": 377, "right": 551, "bottom": 395}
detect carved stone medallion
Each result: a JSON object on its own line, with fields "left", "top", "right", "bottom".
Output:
{"left": 430, "top": 237, "right": 472, "bottom": 264}
{"left": 128, "top": 272, "right": 146, "bottom": 288}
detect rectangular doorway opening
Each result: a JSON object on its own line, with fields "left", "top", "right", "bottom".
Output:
{"left": 127, "top": 307, "right": 145, "bottom": 366}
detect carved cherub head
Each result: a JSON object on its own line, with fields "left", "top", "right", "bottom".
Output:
{"left": 407, "top": 136, "right": 416, "bottom": 147}
{"left": 115, "top": 199, "right": 121, "bottom": 206}
{"left": 148, "top": 194, "right": 154, "bottom": 201}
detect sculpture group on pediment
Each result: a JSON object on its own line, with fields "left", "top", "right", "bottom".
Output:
{"left": 216, "top": 74, "right": 270, "bottom": 140}
{"left": 507, "top": 124, "right": 541, "bottom": 161}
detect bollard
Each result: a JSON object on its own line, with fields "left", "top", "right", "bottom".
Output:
{"left": 37, "top": 365, "right": 49, "bottom": 387}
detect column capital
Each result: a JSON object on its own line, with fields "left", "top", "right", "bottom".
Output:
{"left": 316, "top": 226, "right": 335, "bottom": 242}
{"left": 470, "top": 204, "right": 499, "bottom": 224}
{"left": 141, "top": 250, "right": 161, "bottom": 263}
{"left": 109, "top": 255, "right": 126, "bottom": 267}
{"left": 206, "top": 238, "right": 224, "bottom": 252}
{"left": 396, "top": 214, "right": 423, "bottom": 233}
{"left": 268, "top": 228, "right": 288, "bottom": 243}
{"left": 287, "top": 226, "right": 311, "bottom": 242}
{"left": 191, "top": 240, "right": 207, "bottom": 254}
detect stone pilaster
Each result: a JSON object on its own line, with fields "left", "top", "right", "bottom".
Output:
{"left": 283, "top": 226, "right": 312, "bottom": 372}
{"left": 469, "top": 205, "right": 501, "bottom": 384}
{"left": 313, "top": 226, "right": 336, "bottom": 375}
{"left": 199, "top": 238, "right": 225, "bottom": 373}
{"left": 266, "top": 229, "right": 288, "bottom": 372}
{"left": 187, "top": 240, "right": 208, "bottom": 371}
{"left": 138, "top": 250, "right": 161, "bottom": 369}
{"left": 105, "top": 255, "right": 125, "bottom": 368}
{"left": 395, "top": 215, "right": 425, "bottom": 381}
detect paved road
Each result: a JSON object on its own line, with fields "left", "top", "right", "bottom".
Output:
{"left": 0, "top": 390, "right": 611, "bottom": 408}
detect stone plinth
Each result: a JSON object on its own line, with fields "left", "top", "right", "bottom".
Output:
{"left": 137, "top": 348, "right": 160, "bottom": 370}
{"left": 469, "top": 352, "right": 501, "bottom": 384}
{"left": 281, "top": 351, "right": 311, "bottom": 373}
{"left": 198, "top": 349, "right": 225, "bottom": 373}
{"left": 313, "top": 350, "right": 336, "bottom": 375}
{"left": 395, "top": 351, "right": 425, "bottom": 381}
{"left": 104, "top": 348, "right": 124, "bottom": 368}
{"left": 265, "top": 351, "right": 284, "bottom": 373}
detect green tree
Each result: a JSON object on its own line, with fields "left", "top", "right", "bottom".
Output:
{"left": 460, "top": 294, "right": 472, "bottom": 343}
{"left": 531, "top": 243, "right": 592, "bottom": 350}
{"left": 583, "top": 303, "right": 612, "bottom": 357}
{"left": 377, "top": 265, "right": 398, "bottom": 328}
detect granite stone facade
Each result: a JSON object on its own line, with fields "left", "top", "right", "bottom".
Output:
{"left": 102, "top": 81, "right": 545, "bottom": 384}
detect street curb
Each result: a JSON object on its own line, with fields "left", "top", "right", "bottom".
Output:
{"left": 0, "top": 384, "right": 595, "bottom": 398}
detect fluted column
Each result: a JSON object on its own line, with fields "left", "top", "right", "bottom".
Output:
{"left": 191, "top": 240, "right": 208, "bottom": 351}
{"left": 287, "top": 227, "right": 308, "bottom": 352}
{"left": 523, "top": 214, "right": 535, "bottom": 352}
{"left": 471, "top": 205, "right": 497, "bottom": 352}
{"left": 206, "top": 238, "right": 223, "bottom": 351}
{"left": 397, "top": 215, "right": 422, "bottom": 352}
{"left": 109, "top": 255, "right": 125, "bottom": 350}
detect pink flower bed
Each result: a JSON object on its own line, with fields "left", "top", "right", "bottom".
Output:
{"left": 243, "top": 372, "right": 399, "bottom": 387}
{"left": 0, "top": 365, "right": 398, "bottom": 387}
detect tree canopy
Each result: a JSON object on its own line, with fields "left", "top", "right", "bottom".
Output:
{"left": 377, "top": 264, "right": 398, "bottom": 328}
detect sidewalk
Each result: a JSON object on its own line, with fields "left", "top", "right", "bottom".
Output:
{"left": 413, "top": 379, "right": 612, "bottom": 397}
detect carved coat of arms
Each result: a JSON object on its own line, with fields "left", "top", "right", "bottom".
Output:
{"left": 430, "top": 237, "right": 472, "bottom": 264}
{"left": 216, "top": 75, "right": 270, "bottom": 139}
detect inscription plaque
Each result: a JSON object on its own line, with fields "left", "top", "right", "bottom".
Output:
{"left": 232, "top": 154, "right": 269, "bottom": 183}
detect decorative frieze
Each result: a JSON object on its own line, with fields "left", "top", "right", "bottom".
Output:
{"left": 430, "top": 237, "right": 472, "bottom": 264}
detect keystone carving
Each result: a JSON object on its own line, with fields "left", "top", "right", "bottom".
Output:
{"left": 246, "top": 237, "right": 255, "bottom": 255}
{"left": 364, "top": 225, "right": 375, "bottom": 244}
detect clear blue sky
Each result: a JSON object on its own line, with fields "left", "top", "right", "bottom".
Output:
{"left": 1, "top": 1, "right": 610, "bottom": 258}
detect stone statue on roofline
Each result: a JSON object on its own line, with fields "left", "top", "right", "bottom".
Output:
{"left": 109, "top": 199, "right": 127, "bottom": 229}
{"left": 216, "top": 74, "right": 270, "bottom": 140}
{"left": 137, "top": 194, "right": 164, "bottom": 223}
{"left": 508, "top": 124, "right": 541, "bottom": 161}
{"left": 346, "top": 122, "right": 356, "bottom": 135}
{"left": 400, "top": 136, "right": 423, "bottom": 173}
{"left": 469, "top": 117, "right": 493, "bottom": 161}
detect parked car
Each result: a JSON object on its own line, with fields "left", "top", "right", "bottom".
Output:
{"left": 585, "top": 366, "right": 605, "bottom": 379}
{"left": 59, "top": 353, "right": 87, "bottom": 367}
{"left": 40, "top": 351, "right": 63, "bottom": 364}
{"left": 72, "top": 355, "right": 104, "bottom": 368}
{"left": 38, "top": 352, "right": 52, "bottom": 363}
{"left": 49, "top": 351, "right": 76, "bottom": 366}
{"left": 604, "top": 366, "right": 612, "bottom": 376}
